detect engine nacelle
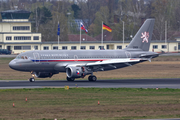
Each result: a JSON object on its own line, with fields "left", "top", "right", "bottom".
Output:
{"left": 66, "top": 66, "right": 83, "bottom": 78}
{"left": 66, "top": 66, "right": 91, "bottom": 78}
{"left": 34, "top": 72, "right": 54, "bottom": 78}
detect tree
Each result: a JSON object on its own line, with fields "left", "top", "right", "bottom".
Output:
{"left": 40, "top": 6, "right": 52, "bottom": 24}
{"left": 150, "top": 0, "right": 172, "bottom": 40}
{"left": 71, "top": 4, "right": 81, "bottom": 19}
{"left": 39, "top": 11, "right": 68, "bottom": 41}
{"left": 110, "top": 0, "right": 150, "bottom": 41}
{"left": 29, "top": 2, "right": 68, "bottom": 41}
{"left": 78, "top": 0, "right": 107, "bottom": 29}
{"left": 31, "top": 6, "right": 52, "bottom": 33}
{"left": 93, "top": 6, "right": 113, "bottom": 37}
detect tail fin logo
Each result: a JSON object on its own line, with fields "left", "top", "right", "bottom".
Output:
{"left": 141, "top": 32, "right": 149, "bottom": 43}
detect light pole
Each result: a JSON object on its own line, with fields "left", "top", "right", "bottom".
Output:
{"left": 67, "top": 12, "right": 71, "bottom": 34}
{"left": 165, "top": 21, "right": 168, "bottom": 52}
{"left": 120, "top": 19, "right": 124, "bottom": 49}
{"left": 178, "top": 21, "right": 180, "bottom": 31}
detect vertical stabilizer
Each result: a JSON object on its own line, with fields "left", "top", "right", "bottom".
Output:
{"left": 125, "top": 18, "right": 155, "bottom": 51}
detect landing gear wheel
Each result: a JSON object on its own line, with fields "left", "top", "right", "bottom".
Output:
{"left": 29, "top": 77, "right": 35, "bottom": 82}
{"left": 66, "top": 77, "right": 75, "bottom": 81}
{"left": 88, "top": 75, "right": 97, "bottom": 82}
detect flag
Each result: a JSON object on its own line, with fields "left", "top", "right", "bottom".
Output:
{"left": 57, "top": 23, "right": 60, "bottom": 35}
{"left": 80, "top": 22, "right": 88, "bottom": 33}
{"left": 103, "top": 23, "right": 112, "bottom": 32}
{"left": 76, "top": 70, "right": 80, "bottom": 75}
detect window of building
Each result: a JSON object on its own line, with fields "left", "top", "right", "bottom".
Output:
{"left": 53, "top": 46, "right": 58, "bottom": 50}
{"left": 13, "top": 26, "right": 30, "bottom": 30}
{"left": 71, "top": 46, "right": 76, "bottom": 50}
{"left": 117, "top": 46, "right": 122, "bottom": 49}
{"left": 33, "top": 36, "right": 39, "bottom": 40}
{"left": 14, "top": 46, "right": 21, "bottom": 50}
{"left": 153, "top": 45, "right": 158, "bottom": 49}
{"left": 22, "top": 46, "right": 31, "bottom": 50}
{"left": 62, "top": 46, "right": 67, "bottom": 50}
{"left": 81, "top": 46, "right": 86, "bottom": 50}
{"left": 0, "top": 45, "right": 2, "bottom": 49}
{"left": 34, "top": 46, "right": 38, "bottom": 50}
{"left": 14, "top": 36, "right": 31, "bottom": 40}
{"left": 162, "top": 45, "right": 167, "bottom": 49}
{"left": 99, "top": 46, "right": 104, "bottom": 50}
{"left": 14, "top": 46, "right": 31, "bottom": 50}
{"left": 7, "top": 46, "right": 11, "bottom": 51}
{"left": 90, "top": 46, "right": 95, "bottom": 50}
{"left": 43, "top": 46, "right": 49, "bottom": 50}
{"left": 6, "top": 36, "right": 12, "bottom": 40}
{"left": 107, "top": 45, "right": 109, "bottom": 49}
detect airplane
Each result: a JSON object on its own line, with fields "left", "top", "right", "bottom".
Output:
{"left": 9, "top": 18, "right": 159, "bottom": 82}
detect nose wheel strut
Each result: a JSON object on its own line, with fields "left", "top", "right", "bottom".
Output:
{"left": 29, "top": 71, "right": 35, "bottom": 82}
{"left": 29, "top": 77, "right": 35, "bottom": 82}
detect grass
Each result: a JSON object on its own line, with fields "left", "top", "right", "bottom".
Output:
{"left": 0, "top": 88, "right": 180, "bottom": 120}
{"left": 1, "top": 56, "right": 180, "bottom": 80}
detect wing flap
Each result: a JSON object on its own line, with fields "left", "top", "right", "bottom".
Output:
{"left": 76, "top": 58, "right": 145, "bottom": 67}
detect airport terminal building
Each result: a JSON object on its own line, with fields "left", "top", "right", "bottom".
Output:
{"left": 0, "top": 9, "right": 180, "bottom": 54}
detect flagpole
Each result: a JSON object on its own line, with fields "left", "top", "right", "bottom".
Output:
{"left": 80, "top": 23, "right": 81, "bottom": 50}
{"left": 101, "top": 21, "right": 103, "bottom": 48}
{"left": 58, "top": 21, "right": 59, "bottom": 50}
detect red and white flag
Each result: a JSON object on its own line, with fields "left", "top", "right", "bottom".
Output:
{"left": 80, "top": 23, "right": 88, "bottom": 33}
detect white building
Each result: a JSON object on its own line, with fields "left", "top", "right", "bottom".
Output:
{"left": 0, "top": 9, "right": 180, "bottom": 54}
{"left": 0, "top": 9, "right": 41, "bottom": 54}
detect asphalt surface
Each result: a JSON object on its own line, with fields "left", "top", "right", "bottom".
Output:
{"left": 0, "top": 78, "right": 180, "bottom": 89}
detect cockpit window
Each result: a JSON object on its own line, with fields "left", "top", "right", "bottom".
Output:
{"left": 15, "top": 55, "right": 21, "bottom": 59}
{"left": 15, "top": 55, "right": 28, "bottom": 59}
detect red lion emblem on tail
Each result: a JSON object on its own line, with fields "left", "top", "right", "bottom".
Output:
{"left": 141, "top": 32, "right": 149, "bottom": 43}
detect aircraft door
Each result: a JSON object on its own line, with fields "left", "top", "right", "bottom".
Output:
{"left": 33, "top": 53, "right": 40, "bottom": 64}
{"left": 125, "top": 52, "right": 131, "bottom": 58}
{"left": 74, "top": 55, "right": 78, "bottom": 62}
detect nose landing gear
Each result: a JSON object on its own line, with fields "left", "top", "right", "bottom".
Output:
{"left": 29, "top": 77, "right": 35, "bottom": 82}
{"left": 29, "top": 71, "right": 35, "bottom": 82}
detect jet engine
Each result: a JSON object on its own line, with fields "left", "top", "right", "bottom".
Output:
{"left": 66, "top": 66, "right": 91, "bottom": 78}
{"left": 34, "top": 72, "right": 54, "bottom": 78}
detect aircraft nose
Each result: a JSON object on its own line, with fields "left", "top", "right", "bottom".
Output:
{"left": 9, "top": 60, "right": 17, "bottom": 70}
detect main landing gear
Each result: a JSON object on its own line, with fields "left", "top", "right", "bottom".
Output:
{"left": 29, "top": 77, "right": 35, "bottom": 82}
{"left": 66, "top": 75, "right": 97, "bottom": 82}
{"left": 66, "top": 77, "right": 75, "bottom": 81}
{"left": 88, "top": 75, "right": 97, "bottom": 82}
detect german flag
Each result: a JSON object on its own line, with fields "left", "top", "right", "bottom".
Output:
{"left": 103, "top": 23, "right": 112, "bottom": 32}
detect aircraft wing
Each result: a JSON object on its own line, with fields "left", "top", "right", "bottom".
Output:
{"left": 76, "top": 58, "right": 148, "bottom": 67}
